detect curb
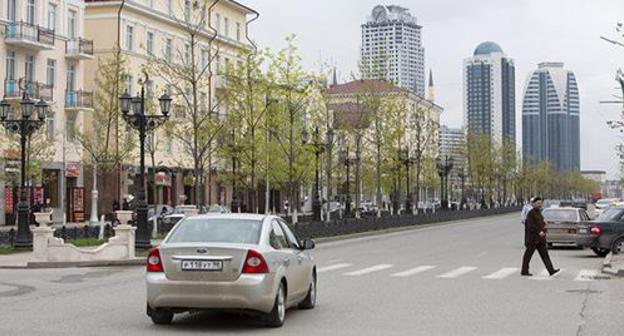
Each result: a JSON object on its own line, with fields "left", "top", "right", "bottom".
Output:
{"left": 602, "top": 252, "right": 624, "bottom": 277}
{"left": 0, "top": 258, "right": 145, "bottom": 269}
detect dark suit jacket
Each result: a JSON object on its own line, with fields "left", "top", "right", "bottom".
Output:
{"left": 525, "top": 207, "right": 547, "bottom": 247}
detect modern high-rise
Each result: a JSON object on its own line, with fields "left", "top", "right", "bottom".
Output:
{"left": 439, "top": 125, "right": 465, "bottom": 169}
{"left": 463, "top": 41, "right": 515, "bottom": 144}
{"left": 522, "top": 62, "right": 580, "bottom": 171}
{"left": 361, "top": 5, "right": 425, "bottom": 96}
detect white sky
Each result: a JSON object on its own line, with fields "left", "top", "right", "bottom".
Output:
{"left": 242, "top": 0, "right": 624, "bottom": 178}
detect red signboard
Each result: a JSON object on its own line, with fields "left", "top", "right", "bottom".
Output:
{"left": 5, "top": 186, "right": 13, "bottom": 215}
{"left": 66, "top": 163, "right": 81, "bottom": 177}
{"left": 72, "top": 187, "right": 85, "bottom": 222}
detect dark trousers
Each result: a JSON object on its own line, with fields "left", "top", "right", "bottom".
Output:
{"left": 522, "top": 242, "right": 555, "bottom": 274}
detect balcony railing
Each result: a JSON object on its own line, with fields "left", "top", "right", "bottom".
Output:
{"left": 65, "top": 38, "right": 94, "bottom": 59}
{"left": 4, "top": 79, "right": 53, "bottom": 101}
{"left": 4, "top": 21, "right": 55, "bottom": 49}
{"left": 65, "top": 90, "right": 94, "bottom": 109}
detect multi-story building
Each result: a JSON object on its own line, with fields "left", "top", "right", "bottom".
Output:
{"left": 522, "top": 62, "right": 580, "bottom": 171}
{"left": 439, "top": 125, "right": 465, "bottom": 169}
{"left": 84, "top": 0, "right": 255, "bottom": 214}
{"left": 361, "top": 5, "right": 425, "bottom": 96}
{"left": 0, "top": 0, "right": 93, "bottom": 225}
{"left": 463, "top": 41, "right": 515, "bottom": 144}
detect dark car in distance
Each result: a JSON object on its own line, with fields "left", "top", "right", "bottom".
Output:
{"left": 575, "top": 205, "right": 624, "bottom": 257}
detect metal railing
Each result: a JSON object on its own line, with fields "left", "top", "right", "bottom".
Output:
{"left": 4, "top": 79, "right": 54, "bottom": 101}
{"left": 4, "top": 21, "right": 55, "bottom": 47}
{"left": 65, "top": 38, "right": 94, "bottom": 56}
{"left": 65, "top": 90, "right": 94, "bottom": 108}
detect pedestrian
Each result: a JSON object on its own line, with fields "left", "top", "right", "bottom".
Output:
{"left": 521, "top": 197, "right": 536, "bottom": 225}
{"left": 521, "top": 197, "right": 560, "bottom": 277}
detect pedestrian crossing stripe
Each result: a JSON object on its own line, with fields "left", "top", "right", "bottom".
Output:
{"left": 530, "top": 269, "right": 565, "bottom": 281}
{"left": 437, "top": 266, "right": 477, "bottom": 278}
{"left": 344, "top": 264, "right": 393, "bottom": 276}
{"left": 391, "top": 265, "right": 437, "bottom": 277}
{"left": 574, "top": 269, "right": 598, "bottom": 281}
{"left": 318, "top": 263, "right": 353, "bottom": 273}
{"left": 482, "top": 267, "right": 518, "bottom": 279}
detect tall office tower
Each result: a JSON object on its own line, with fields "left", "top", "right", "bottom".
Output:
{"left": 463, "top": 41, "right": 516, "bottom": 144}
{"left": 361, "top": 5, "right": 425, "bottom": 96}
{"left": 522, "top": 62, "right": 580, "bottom": 171}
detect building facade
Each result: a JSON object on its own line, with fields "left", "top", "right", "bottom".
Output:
{"left": 0, "top": 0, "right": 93, "bottom": 225}
{"left": 439, "top": 125, "right": 465, "bottom": 169}
{"left": 83, "top": 0, "right": 255, "bottom": 215}
{"left": 463, "top": 41, "right": 515, "bottom": 144}
{"left": 361, "top": 5, "right": 425, "bottom": 96}
{"left": 522, "top": 62, "right": 580, "bottom": 171}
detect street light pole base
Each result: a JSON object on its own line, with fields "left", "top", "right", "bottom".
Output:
{"left": 15, "top": 201, "right": 32, "bottom": 248}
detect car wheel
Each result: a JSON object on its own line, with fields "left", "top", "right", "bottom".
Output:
{"left": 591, "top": 247, "right": 610, "bottom": 257}
{"left": 264, "top": 282, "right": 286, "bottom": 328}
{"left": 298, "top": 273, "right": 317, "bottom": 309}
{"left": 612, "top": 238, "right": 624, "bottom": 255}
{"left": 147, "top": 305, "right": 173, "bottom": 325}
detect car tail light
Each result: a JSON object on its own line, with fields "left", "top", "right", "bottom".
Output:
{"left": 242, "top": 249, "right": 269, "bottom": 274}
{"left": 147, "top": 248, "right": 164, "bottom": 272}
{"left": 590, "top": 225, "right": 602, "bottom": 236}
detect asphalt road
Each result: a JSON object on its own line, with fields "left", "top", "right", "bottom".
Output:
{"left": 1, "top": 213, "right": 623, "bottom": 336}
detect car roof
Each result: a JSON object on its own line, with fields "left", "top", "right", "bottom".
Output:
{"left": 543, "top": 207, "right": 579, "bottom": 211}
{"left": 186, "top": 213, "right": 270, "bottom": 221}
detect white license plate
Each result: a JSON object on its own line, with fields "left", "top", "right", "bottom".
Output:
{"left": 579, "top": 228, "right": 587, "bottom": 234}
{"left": 181, "top": 260, "right": 223, "bottom": 271}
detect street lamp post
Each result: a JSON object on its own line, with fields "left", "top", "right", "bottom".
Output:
{"left": 0, "top": 93, "right": 48, "bottom": 248}
{"left": 436, "top": 155, "right": 454, "bottom": 211}
{"left": 401, "top": 147, "right": 417, "bottom": 215}
{"left": 119, "top": 76, "right": 171, "bottom": 249}
{"left": 302, "top": 127, "right": 325, "bottom": 221}
{"left": 458, "top": 169, "right": 467, "bottom": 210}
{"left": 339, "top": 145, "right": 352, "bottom": 218}
{"left": 229, "top": 130, "right": 241, "bottom": 213}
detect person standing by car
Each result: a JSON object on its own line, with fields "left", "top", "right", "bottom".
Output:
{"left": 521, "top": 197, "right": 560, "bottom": 276}
{"left": 521, "top": 197, "right": 536, "bottom": 225}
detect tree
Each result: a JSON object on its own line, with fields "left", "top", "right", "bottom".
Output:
{"left": 145, "top": 1, "right": 225, "bottom": 206}
{"left": 408, "top": 101, "right": 439, "bottom": 212}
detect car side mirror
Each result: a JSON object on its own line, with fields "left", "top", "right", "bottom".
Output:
{"left": 301, "top": 239, "right": 315, "bottom": 250}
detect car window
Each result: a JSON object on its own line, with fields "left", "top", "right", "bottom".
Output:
{"left": 166, "top": 218, "right": 262, "bottom": 244}
{"left": 278, "top": 220, "right": 301, "bottom": 249}
{"left": 270, "top": 220, "right": 288, "bottom": 249}
{"left": 543, "top": 209, "right": 578, "bottom": 222}
{"left": 580, "top": 211, "right": 590, "bottom": 221}
{"left": 596, "top": 208, "right": 624, "bottom": 222}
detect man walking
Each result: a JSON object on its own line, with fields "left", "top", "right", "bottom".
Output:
{"left": 521, "top": 197, "right": 560, "bottom": 276}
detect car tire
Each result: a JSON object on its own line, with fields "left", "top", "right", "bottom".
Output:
{"left": 591, "top": 247, "right": 610, "bottom": 257}
{"left": 298, "top": 273, "right": 317, "bottom": 310}
{"left": 147, "top": 306, "right": 174, "bottom": 325}
{"left": 612, "top": 238, "right": 624, "bottom": 255}
{"left": 264, "top": 282, "right": 286, "bottom": 328}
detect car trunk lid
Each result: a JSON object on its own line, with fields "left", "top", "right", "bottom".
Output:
{"left": 546, "top": 221, "right": 578, "bottom": 234}
{"left": 160, "top": 243, "right": 251, "bottom": 281}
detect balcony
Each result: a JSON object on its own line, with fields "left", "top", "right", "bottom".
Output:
{"left": 4, "top": 21, "right": 55, "bottom": 50}
{"left": 4, "top": 79, "right": 53, "bottom": 102}
{"left": 65, "top": 90, "right": 94, "bottom": 110}
{"left": 65, "top": 38, "right": 94, "bottom": 60}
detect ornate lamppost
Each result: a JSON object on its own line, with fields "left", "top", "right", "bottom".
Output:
{"left": 302, "top": 126, "right": 325, "bottom": 221}
{"left": 0, "top": 93, "right": 48, "bottom": 248}
{"left": 338, "top": 145, "right": 352, "bottom": 218}
{"left": 228, "top": 130, "right": 241, "bottom": 213}
{"left": 436, "top": 155, "right": 454, "bottom": 211}
{"left": 401, "top": 147, "right": 417, "bottom": 215}
{"left": 457, "top": 168, "right": 467, "bottom": 210}
{"left": 119, "top": 75, "right": 171, "bottom": 249}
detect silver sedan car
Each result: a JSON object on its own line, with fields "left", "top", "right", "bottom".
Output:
{"left": 145, "top": 214, "right": 317, "bottom": 327}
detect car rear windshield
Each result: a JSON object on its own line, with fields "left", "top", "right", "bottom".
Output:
{"left": 166, "top": 218, "right": 262, "bottom": 244}
{"left": 595, "top": 208, "right": 624, "bottom": 222}
{"left": 543, "top": 209, "right": 577, "bottom": 222}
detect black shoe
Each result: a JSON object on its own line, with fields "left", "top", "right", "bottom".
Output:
{"left": 549, "top": 269, "right": 560, "bottom": 276}
{"left": 521, "top": 272, "right": 533, "bottom": 276}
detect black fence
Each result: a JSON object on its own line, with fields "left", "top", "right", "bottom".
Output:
{"left": 0, "top": 207, "right": 520, "bottom": 247}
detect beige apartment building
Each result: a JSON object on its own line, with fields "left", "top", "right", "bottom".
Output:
{"left": 83, "top": 0, "right": 255, "bottom": 213}
{"left": 0, "top": 0, "right": 94, "bottom": 225}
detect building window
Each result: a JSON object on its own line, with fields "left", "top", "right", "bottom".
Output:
{"left": 5, "top": 51, "right": 15, "bottom": 81}
{"left": 125, "top": 75, "right": 133, "bottom": 96}
{"left": 25, "top": 55, "right": 35, "bottom": 82}
{"left": 146, "top": 31, "right": 154, "bottom": 56}
{"left": 236, "top": 22, "right": 241, "bottom": 42}
{"left": 125, "top": 25, "right": 134, "bottom": 51}
{"left": 184, "top": 0, "right": 191, "bottom": 21}
{"left": 26, "top": 0, "right": 35, "bottom": 25}
{"left": 201, "top": 49, "right": 208, "bottom": 69}
{"left": 47, "top": 3, "right": 57, "bottom": 31}
{"left": 47, "top": 116, "right": 55, "bottom": 141}
{"left": 67, "top": 9, "right": 77, "bottom": 38}
{"left": 184, "top": 44, "right": 190, "bottom": 64}
{"left": 167, "top": 0, "right": 172, "bottom": 15}
{"left": 224, "top": 17, "right": 229, "bottom": 37}
{"left": 46, "top": 59, "right": 55, "bottom": 87}
{"left": 216, "top": 56, "right": 222, "bottom": 74}
{"left": 7, "top": 0, "right": 16, "bottom": 22}
{"left": 215, "top": 13, "right": 221, "bottom": 34}
{"left": 164, "top": 38, "right": 172, "bottom": 62}
{"left": 200, "top": 92, "right": 207, "bottom": 112}
{"left": 67, "top": 63, "right": 75, "bottom": 92}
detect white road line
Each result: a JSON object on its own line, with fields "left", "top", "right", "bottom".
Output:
{"left": 317, "top": 263, "right": 353, "bottom": 273}
{"left": 344, "top": 264, "right": 393, "bottom": 276}
{"left": 574, "top": 269, "right": 598, "bottom": 282}
{"left": 390, "top": 265, "right": 437, "bottom": 277}
{"left": 437, "top": 266, "right": 477, "bottom": 278}
{"left": 531, "top": 269, "right": 564, "bottom": 280}
{"left": 482, "top": 267, "right": 518, "bottom": 280}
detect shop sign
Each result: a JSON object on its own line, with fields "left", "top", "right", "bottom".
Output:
{"left": 65, "top": 163, "right": 80, "bottom": 177}
{"left": 155, "top": 172, "right": 172, "bottom": 187}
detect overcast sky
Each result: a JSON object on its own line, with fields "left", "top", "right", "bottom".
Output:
{"left": 243, "top": 0, "right": 624, "bottom": 178}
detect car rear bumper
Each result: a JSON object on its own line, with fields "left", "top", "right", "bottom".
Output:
{"left": 547, "top": 233, "right": 581, "bottom": 245}
{"left": 146, "top": 272, "right": 278, "bottom": 313}
{"left": 574, "top": 235, "right": 600, "bottom": 248}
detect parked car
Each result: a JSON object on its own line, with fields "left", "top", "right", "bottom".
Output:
{"left": 593, "top": 198, "right": 620, "bottom": 217}
{"left": 147, "top": 205, "right": 174, "bottom": 224}
{"left": 542, "top": 207, "right": 590, "bottom": 246}
{"left": 203, "top": 204, "right": 231, "bottom": 214}
{"left": 146, "top": 214, "right": 317, "bottom": 327}
{"left": 162, "top": 205, "right": 199, "bottom": 227}
{"left": 575, "top": 205, "right": 624, "bottom": 257}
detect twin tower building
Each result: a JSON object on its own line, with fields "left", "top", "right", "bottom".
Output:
{"left": 464, "top": 42, "right": 580, "bottom": 171}
{"left": 361, "top": 5, "right": 580, "bottom": 172}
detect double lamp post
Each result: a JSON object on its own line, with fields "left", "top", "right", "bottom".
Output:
{"left": 436, "top": 155, "right": 454, "bottom": 211}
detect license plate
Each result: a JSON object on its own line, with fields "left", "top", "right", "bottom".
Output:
{"left": 579, "top": 228, "right": 587, "bottom": 234}
{"left": 181, "top": 260, "right": 223, "bottom": 271}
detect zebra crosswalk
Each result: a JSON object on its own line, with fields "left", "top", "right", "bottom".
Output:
{"left": 317, "top": 262, "right": 607, "bottom": 282}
